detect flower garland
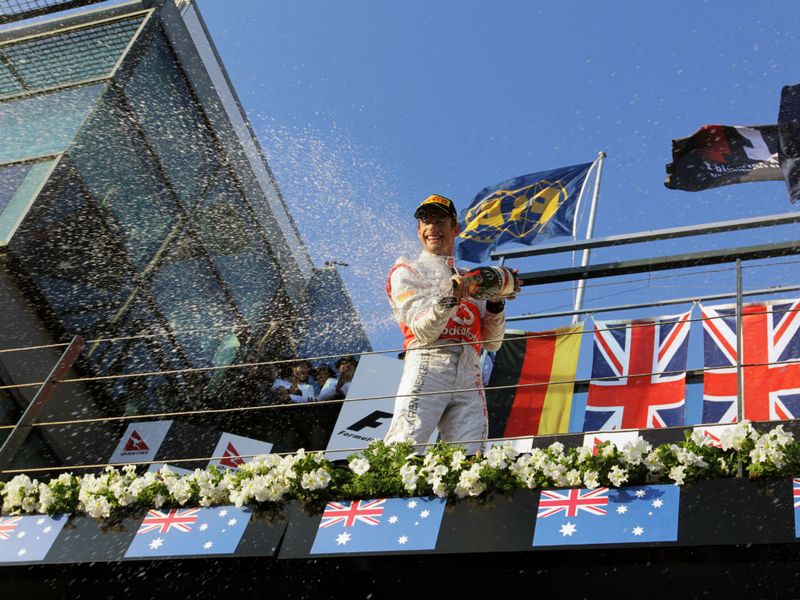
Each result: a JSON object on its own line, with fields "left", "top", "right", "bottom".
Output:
{"left": 0, "top": 421, "right": 796, "bottom": 518}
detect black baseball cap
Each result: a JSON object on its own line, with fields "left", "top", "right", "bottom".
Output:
{"left": 414, "top": 194, "right": 458, "bottom": 221}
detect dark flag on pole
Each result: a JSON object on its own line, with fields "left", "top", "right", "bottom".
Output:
{"left": 779, "top": 83, "right": 800, "bottom": 203}
{"left": 664, "top": 124, "right": 782, "bottom": 191}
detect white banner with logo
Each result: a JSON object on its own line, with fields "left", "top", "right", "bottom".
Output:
{"left": 208, "top": 432, "right": 274, "bottom": 470}
{"left": 323, "top": 353, "right": 438, "bottom": 461}
{"left": 582, "top": 430, "right": 639, "bottom": 453}
{"left": 109, "top": 420, "right": 173, "bottom": 464}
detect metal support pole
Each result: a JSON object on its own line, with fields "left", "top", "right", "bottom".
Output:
{"left": 0, "top": 335, "right": 85, "bottom": 470}
{"left": 572, "top": 151, "right": 605, "bottom": 324}
{"left": 735, "top": 259, "right": 744, "bottom": 423}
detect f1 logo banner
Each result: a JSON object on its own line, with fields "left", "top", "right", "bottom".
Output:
{"left": 324, "top": 354, "right": 437, "bottom": 461}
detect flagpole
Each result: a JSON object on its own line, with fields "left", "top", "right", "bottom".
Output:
{"left": 571, "top": 151, "right": 606, "bottom": 324}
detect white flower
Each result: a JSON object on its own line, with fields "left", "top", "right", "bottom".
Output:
{"left": 583, "top": 470, "right": 600, "bottom": 489}
{"left": 669, "top": 465, "right": 687, "bottom": 485}
{"left": 454, "top": 464, "right": 485, "bottom": 498}
{"left": 348, "top": 458, "right": 371, "bottom": 476}
{"left": 450, "top": 451, "right": 466, "bottom": 470}
{"left": 486, "top": 445, "right": 509, "bottom": 469}
{"left": 608, "top": 466, "right": 628, "bottom": 487}
{"left": 621, "top": 437, "right": 652, "bottom": 465}
{"left": 675, "top": 447, "right": 708, "bottom": 469}
{"left": 575, "top": 446, "right": 594, "bottom": 464}
{"left": 643, "top": 451, "right": 665, "bottom": 474}
{"left": 565, "top": 469, "right": 582, "bottom": 487}
{"left": 719, "top": 421, "right": 753, "bottom": 451}
{"left": 83, "top": 496, "right": 111, "bottom": 519}
{"left": 689, "top": 429, "right": 712, "bottom": 448}
{"left": 548, "top": 442, "right": 565, "bottom": 456}
{"left": 601, "top": 443, "right": 617, "bottom": 459}
{"left": 300, "top": 468, "right": 331, "bottom": 491}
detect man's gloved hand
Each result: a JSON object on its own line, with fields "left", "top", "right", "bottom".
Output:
{"left": 451, "top": 274, "right": 477, "bottom": 299}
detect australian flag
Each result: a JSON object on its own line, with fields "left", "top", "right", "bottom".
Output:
{"left": 701, "top": 300, "right": 800, "bottom": 423}
{"left": 310, "top": 497, "right": 446, "bottom": 555}
{"left": 584, "top": 310, "right": 691, "bottom": 431}
{"left": 125, "top": 506, "right": 251, "bottom": 558}
{"left": 533, "top": 484, "right": 680, "bottom": 547}
{"left": 455, "top": 162, "right": 593, "bottom": 263}
{"left": 0, "top": 514, "right": 68, "bottom": 563}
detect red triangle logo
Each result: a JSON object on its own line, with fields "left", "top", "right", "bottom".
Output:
{"left": 220, "top": 441, "right": 245, "bottom": 469}
{"left": 592, "top": 436, "right": 603, "bottom": 457}
{"left": 123, "top": 430, "right": 149, "bottom": 452}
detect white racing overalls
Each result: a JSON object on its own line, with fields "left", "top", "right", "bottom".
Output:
{"left": 383, "top": 250, "right": 505, "bottom": 454}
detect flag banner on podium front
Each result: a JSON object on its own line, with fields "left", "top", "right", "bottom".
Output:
{"left": 310, "top": 497, "right": 446, "bottom": 555}
{"left": 532, "top": 484, "right": 680, "bottom": 547}
{"left": 487, "top": 325, "right": 582, "bottom": 438}
{"left": 793, "top": 478, "right": 800, "bottom": 538}
{"left": 455, "top": 162, "right": 593, "bottom": 263}
{"left": 665, "top": 124, "right": 781, "bottom": 192}
{"left": 124, "top": 506, "right": 252, "bottom": 558}
{"left": 700, "top": 300, "right": 800, "bottom": 423}
{"left": 584, "top": 310, "right": 691, "bottom": 431}
{"left": 0, "top": 514, "right": 69, "bottom": 563}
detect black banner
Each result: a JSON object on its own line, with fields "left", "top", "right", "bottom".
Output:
{"left": 665, "top": 124, "right": 781, "bottom": 191}
{"left": 779, "top": 83, "right": 800, "bottom": 203}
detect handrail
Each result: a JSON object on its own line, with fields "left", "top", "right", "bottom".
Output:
{"left": 492, "top": 210, "right": 800, "bottom": 260}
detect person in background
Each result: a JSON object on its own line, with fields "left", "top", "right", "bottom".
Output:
{"left": 271, "top": 358, "right": 315, "bottom": 403}
{"left": 313, "top": 364, "right": 336, "bottom": 395}
{"left": 318, "top": 355, "right": 358, "bottom": 401}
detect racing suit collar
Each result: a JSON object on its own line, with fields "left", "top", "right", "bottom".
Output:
{"left": 418, "top": 249, "right": 456, "bottom": 269}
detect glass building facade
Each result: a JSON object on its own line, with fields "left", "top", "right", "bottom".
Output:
{"left": 0, "top": 1, "right": 370, "bottom": 471}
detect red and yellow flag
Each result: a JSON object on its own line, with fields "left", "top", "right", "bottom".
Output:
{"left": 487, "top": 324, "right": 582, "bottom": 437}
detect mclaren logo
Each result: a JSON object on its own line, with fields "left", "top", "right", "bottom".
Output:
{"left": 451, "top": 303, "right": 476, "bottom": 327}
{"left": 459, "top": 179, "right": 568, "bottom": 243}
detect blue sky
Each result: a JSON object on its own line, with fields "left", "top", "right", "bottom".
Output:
{"left": 197, "top": 2, "right": 800, "bottom": 425}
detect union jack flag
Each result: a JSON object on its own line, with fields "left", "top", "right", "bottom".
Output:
{"left": 319, "top": 499, "right": 386, "bottom": 528}
{"left": 701, "top": 301, "right": 800, "bottom": 423}
{"left": 537, "top": 488, "right": 609, "bottom": 518}
{"left": 136, "top": 508, "right": 201, "bottom": 535}
{"left": 584, "top": 310, "right": 691, "bottom": 431}
{"left": 794, "top": 478, "right": 800, "bottom": 509}
{"left": 0, "top": 516, "right": 22, "bottom": 540}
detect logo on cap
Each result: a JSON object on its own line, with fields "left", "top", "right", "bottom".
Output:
{"left": 414, "top": 194, "right": 457, "bottom": 220}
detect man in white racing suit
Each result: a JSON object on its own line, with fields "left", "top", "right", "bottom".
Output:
{"left": 383, "top": 194, "right": 514, "bottom": 454}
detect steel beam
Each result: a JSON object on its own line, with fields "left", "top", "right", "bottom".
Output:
{"left": 493, "top": 211, "right": 800, "bottom": 260}
{"left": 0, "top": 336, "right": 84, "bottom": 470}
{"left": 517, "top": 240, "right": 800, "bottom": 286}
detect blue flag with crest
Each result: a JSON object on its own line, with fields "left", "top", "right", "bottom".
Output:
{"left": 455, "top": 162, "right": 593, "bottom": 263}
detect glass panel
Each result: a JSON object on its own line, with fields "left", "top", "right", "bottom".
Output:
{"left": 123, "top": 31, "right": 220, "bottom": 211}
{"left": 7, "top": 163, "right": 136, "bottom": 334}
{"left": 0, "top": 82, "right": 105, "bottom": 163}
{"left": 150, "top": 234, "right": 240, "bottom": 369}
{"left": 0, "top": 15, "right": 143, "bottom": 98}
{"left": 0, "top": 1, "right": 109, "bottom": 23}
{"left": 193, "top": 173, "right": 282, "bottom": 325}
{"left": 0, "top": 388, "right": 21, "bottom": 426}
{"left": 0, "top": 161, "right": 31, "bottom": 213}
{"left": 0, "top": 157, "right": 57, "bottom": 245}
{"left": 68, "top": 89, "right": 179, "bottom": 270}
